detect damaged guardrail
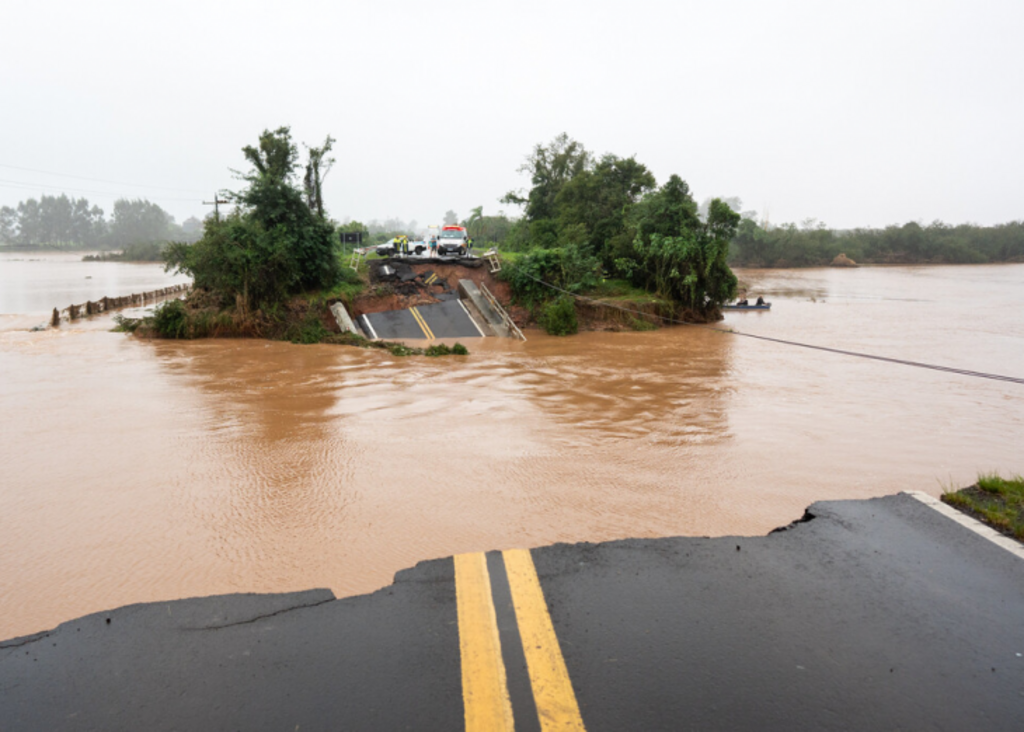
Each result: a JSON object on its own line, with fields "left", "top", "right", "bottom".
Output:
{"left": 479, "top": 282, "right": 525, "bottom": 341}
{"left": 50, "top": 284, "right": 190, "bottom": 327}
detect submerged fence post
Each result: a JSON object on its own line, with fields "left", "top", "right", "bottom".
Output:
{"left": 51, "top": 308, "right": 60, "bottom": 327}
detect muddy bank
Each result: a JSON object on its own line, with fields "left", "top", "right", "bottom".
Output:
{"left": 350, "top": 260, "right": 514, "bottom": 316}
{"left": 124, "top": 256, "right": 704, "bottom": 342}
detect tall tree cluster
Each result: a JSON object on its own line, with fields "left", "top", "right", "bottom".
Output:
{"left": 501, "top": 133, "right": 739, "bottom": 318}
{"left": 1, "top": 194, "right": 106, "bottom": 247}
{"left": 165, "top": 127, "right": 342, "bottom": 311}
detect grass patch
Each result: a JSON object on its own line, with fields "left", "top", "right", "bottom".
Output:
{"left": 629, "top": 317, "right": 658, "bottom": 331}
{"left": 313, "top": 267, "right": 366, "bottom": 304}
{"left": 424, "top": 342, "right": 469, "bottom": 357}
{"left": 497, "top": 250, "right": 525, "bottom": 264}
{"left": 582, "top": 278, "right": 669, "bottom": 305}
{"left": 942, "top": 473, "right": 1024, "bottom": 541}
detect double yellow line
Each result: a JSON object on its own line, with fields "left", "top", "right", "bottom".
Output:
{"left": 409, "top": 306, "right": 435, "bottom": 340}
{"left": 455, "top": 549, "right": 586, "bottom": 732}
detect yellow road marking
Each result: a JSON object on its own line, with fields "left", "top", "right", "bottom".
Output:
{"left": 409, "top": 306, "right": 435, "bottom": 339}
{"left": 454, "top": 552, "right": 515, "bottom": 732}
{"left": 503, "top": 549, "right": 586, "bottom": 732}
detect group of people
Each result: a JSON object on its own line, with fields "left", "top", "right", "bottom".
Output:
{"left": 735, "top": 296, "right": 766, "bottom": 306}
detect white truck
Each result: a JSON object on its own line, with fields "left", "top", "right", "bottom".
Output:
{"left": 436, "top": 225, "right": 469, "bottom": 256}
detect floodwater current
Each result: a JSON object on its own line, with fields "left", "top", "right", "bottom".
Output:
{"left": 1, "top": 252, "right": 1022, "bottom": 640}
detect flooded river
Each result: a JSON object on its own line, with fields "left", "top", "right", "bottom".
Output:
{"left": 1, "top": 252, "right": 1022, "bottom": 640}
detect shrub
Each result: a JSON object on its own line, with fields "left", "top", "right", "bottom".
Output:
{"left": 388, "top": 343, "right": 417, "bottom": 356}
{"left": 539, "top": 296, "right": 578, "bottom": 336}
{"left": 425, "top": 343, "right": 452, "bottom": 357}
{"left": 111, "top": 314, "right": 141, "bottom": 333}
{"left": 151, "top": 299, "right": 190, "bottom": 339}
{"left": 451, "top": 342, "right": 469, "bottom": 355}
{"left": 501, "top": 245, "right": 600, "bottom": 307}
{"left": 287, "top": 309, "right": 330, "bottom": 344}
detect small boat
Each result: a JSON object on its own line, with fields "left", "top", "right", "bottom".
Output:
{"left": 723, "top": 302, "right": 771, "bottom": 311}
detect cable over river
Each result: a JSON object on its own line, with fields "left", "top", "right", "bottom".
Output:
{"left": 1, "top": 253, "right": 1022, "bottom": 640}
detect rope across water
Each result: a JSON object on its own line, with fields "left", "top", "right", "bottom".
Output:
{"left": 519, "top": 272, "right": 1024, "bottom": 386}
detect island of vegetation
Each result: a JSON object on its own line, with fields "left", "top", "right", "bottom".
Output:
{"left": 119, "top": 129, "right": 748, "bottom": 343}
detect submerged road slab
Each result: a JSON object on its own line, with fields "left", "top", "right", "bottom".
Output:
{"left": 3, "top": 493, "right": 1023, "bottom": 730}
{"left": 360, "top": 300, "right": 483, "bottom": 340}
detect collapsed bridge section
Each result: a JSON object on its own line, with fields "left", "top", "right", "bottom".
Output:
{"left": 357, "top": 300, "right": 485, "bottom": 341}
{"left": 334, "top": 257, "right": 524, "bottom": 342}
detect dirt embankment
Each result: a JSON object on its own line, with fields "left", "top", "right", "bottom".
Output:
{"left": 344, "top": 259, "right": 708, "bottom": 333}
{"left": 349, "top": 260, "right": 517, "bottom": 318}
{"left": 577, "top": 298, "right": 723, "bottom": 330}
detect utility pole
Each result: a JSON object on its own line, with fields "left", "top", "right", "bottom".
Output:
{"left": 203, "top": 193, "right": 229, "bottom": 221}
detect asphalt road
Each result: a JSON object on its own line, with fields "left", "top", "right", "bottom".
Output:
{"left": 359, "top": 300, "right": 483, "bottom": 340}
{"left": 3, "top": 493, "right": 1023, "bottom": 731}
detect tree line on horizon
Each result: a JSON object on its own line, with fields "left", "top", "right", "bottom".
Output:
{"left": 0, "top": 194, "right": 203, "bottom": 250}
{"left": 6, "top": 149, "right": 1020, "bottom": 273}
{"left": 729, "top": 217, "right": 1024, "bottom": 267}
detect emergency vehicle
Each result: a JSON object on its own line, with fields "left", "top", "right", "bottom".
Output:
{"left": 437, "top": 226, "right": 469, "bottom": 256}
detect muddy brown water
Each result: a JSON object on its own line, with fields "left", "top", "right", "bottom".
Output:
{"left": 1, "top": 253, "right": 1022, "bottom": 640}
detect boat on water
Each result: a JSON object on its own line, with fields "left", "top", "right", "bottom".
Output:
{"left": 723, "top": 302, "right": 771, "bottom": 311}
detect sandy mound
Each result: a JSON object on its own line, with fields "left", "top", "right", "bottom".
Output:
{"left": 831, "top": 253, "right": 858, "bottom": 267}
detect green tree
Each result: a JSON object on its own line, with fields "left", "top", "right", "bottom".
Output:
{"left": 15, "top": 199, "right": 41, "bottom": 246}
{"left": 466, "top": 205, "right": 484, "bottom": 238}
{"left": 0, "top": 206, "right": 16, "bottom": 244}
{"left": 108, "top": 199, "right": 172, "bottom": 248}
{"left": 621, "top": 198, "right": 740, "bottom": 319}
{"left": 303, "top": 135, "right": 335, "bottom": 219}
{"left": 240, "top": 126, "right": 298, "bottom": 182}
{"left": 167, "top": 127, "right": 341, "bottom": 311}
{"left": 629, "top": 175, "right": 700, "bottom": 243}
{"left": 4, "top": 195, "right": 104, "bottom": 248}
{"left": 502, "top": 133, "right": 592, "bottom": 223}
{"left": 555, "top": 154, "right": 655, "bottom": 265}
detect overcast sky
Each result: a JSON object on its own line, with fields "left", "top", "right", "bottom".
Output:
{"left": 2, "top": 0, "right": 1021, "bottom": 231}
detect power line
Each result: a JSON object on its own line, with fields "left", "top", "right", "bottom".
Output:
{"left": 519, "top": 271, "right": 1024, "bottom": 386}
{"left": 0, "top": 163, "right": 208, "bottom": 194}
